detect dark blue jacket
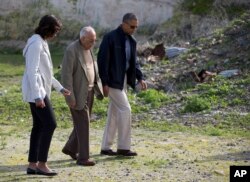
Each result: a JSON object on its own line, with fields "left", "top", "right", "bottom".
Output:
{"left": 97, "top": 26, "right": 143, "bottom": 90}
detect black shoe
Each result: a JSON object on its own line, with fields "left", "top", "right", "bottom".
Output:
{"left": 62, "top": 148, "right": 77, "bottom": 160}
{"left": 117, "top": 149, "right": 137, "bottom": 156}
{"left": 100, "top": 149, "right": 117, "bottom": 156}
{"left": 36, "top": 168, "right": 57, "bottom": 176}
{"left": 26, "top": 168, "right": 36, "bottom": 175}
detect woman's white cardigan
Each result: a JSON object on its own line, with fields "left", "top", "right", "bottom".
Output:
{"left": 22, "top": 34, "right": 63, "bottom": 103}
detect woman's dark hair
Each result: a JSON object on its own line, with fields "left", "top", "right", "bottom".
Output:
{"left": 35, "top": 15, "right": 62, "bottom": 39}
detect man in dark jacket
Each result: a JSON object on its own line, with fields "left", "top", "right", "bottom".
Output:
{"left": 97, "top": 13, "right": 147, "bottom": 156}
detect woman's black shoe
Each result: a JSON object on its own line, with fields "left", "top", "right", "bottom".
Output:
{"left": 36, "top": 168, "right": 57, "bottom": 176}
{"left": 26, "top": 168, "right": 36, "bottom": 175}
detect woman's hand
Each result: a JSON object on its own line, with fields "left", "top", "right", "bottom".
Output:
{"left": 35, "top": 99, "right": 45, "bottom": 108}
{"left": 61, "top": 88, "right": 71, "bottom": 96}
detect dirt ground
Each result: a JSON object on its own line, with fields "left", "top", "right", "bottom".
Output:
{"left": 0, "top": 128, "right": 249, "bottom": 182}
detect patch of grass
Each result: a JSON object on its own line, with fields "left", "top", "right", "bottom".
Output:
{"left": 90, "top": 119, "right": 106, "bottom": 130}
{"left": 92, "top": 97, "right": 109, "bottom": 116}
{"left": 0, "top": 54, "right": 24, "bottom": 77}
{"left": 217, "top": 113, "right": 250, "bottom": 130}
{"left": 182, "top": 0, "right": 214, "bottom": 16}
{"left": 230, "top": 98, "right": 246, "bottom": 106}
{"left": 188, "top": 47, "right": 201, "bottom": 54}
{"left": 192, "top": 75, "right": 250, "bottom": 109}
{"left": 225, "top": 5, "right": 248, "bottom": 20}
{"left": 181, "top": 95, "right": 211, "bottom": 113}
{"left": 176, "top": 79, "right": 195, "bottom": 91}
{"left": 0, "top": 83, "right": 30, "bottom": 126}
{"left": 129, "top": 93, "right": 150, "bottom": 113}
{"left": 136, "top": 116, "right": 250, "bottom": 138}
{"left": 203, "top": 125, "right": 223, "bottom": 136}
{"left": 143, "top": 158, "right": 168, "bottom": 168}
{"left": 137, "top": 89, "right": 173, "bottom": 108}
{"left": 0, "top": 136, "right": 7, "bottom": 150}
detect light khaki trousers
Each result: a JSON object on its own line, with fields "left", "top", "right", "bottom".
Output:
{"left": 101, "top": 79, "right": 132, "bottom": 150}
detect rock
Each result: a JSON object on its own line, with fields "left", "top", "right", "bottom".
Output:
{"left": 214, "top": 170, "right": 225, "bottom": 176}
{"left": 218, "top": 69, "right": 240, "bottom": 78}
{"left": 152, "top": 43, "right": 166, "bottom": 60}
{"left": 147, "top": 55, "right": 160, "bottom": 63}
{"left": 166, "top": 47, "right": 188, "bottom": 59}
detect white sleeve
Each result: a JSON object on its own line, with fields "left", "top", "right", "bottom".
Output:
{"left": 52, "top": 76, "right": 64, "bottom": 93}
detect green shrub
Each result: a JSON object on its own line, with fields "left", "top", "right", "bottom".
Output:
{"left": 230, "top": 98, "right": 246, "bottom": 106}
{"left": 137, "top": 89, "right": 172, "bottom": 108}
{"left": 182, "top": 96, "right": 211, "bottom": 113}
{"left": 225, "top": 5, "right": 247, "bottom": 19}
{"left": 181, "top": 0, "right": 214, "bottom": 15}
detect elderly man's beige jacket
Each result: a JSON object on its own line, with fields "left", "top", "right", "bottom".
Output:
{"left": 61, "top": 40, "right": 103, "bottom": 110}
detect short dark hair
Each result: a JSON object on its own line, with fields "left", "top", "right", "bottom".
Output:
{"left": 35, "top": 15, "right": 62, "bottom": 38}
{"left": 122, "top": 13, "right": 137, "bottom": 23}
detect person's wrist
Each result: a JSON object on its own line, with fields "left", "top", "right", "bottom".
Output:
{"left": 35, "top": 98, "right": 42, "bottom": 102}
{"left": 60, "top": 88, "right": 65, "bottom": 93}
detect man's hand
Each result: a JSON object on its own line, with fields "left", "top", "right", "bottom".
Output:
{"left": 68, "top": 101, "right": 76, "bottom": 108}
{"left": 103, "top": 85, "right": 109, "bottom": 97}
{"left": 139, "top": 80, "right": 147, "bottom": 90}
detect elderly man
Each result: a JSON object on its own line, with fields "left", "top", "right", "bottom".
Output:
{"left": 61, "top": 26, "right": 103, "bottom": 166}
{"left": 97, "top": 13, "right": 147, "bottom": 156}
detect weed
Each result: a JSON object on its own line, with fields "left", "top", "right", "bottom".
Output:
{"left": 137, "top": 89, "right": 172, "bottom": 108}
{"left": 92, "top": 97, "right": 109, "bottom": 116}
{"left": 181, "top": 0, "right": 214, "bottom": 16}
{"left": 204, "top": 125, "right": 223, "bottom": 136}
{"left": 182, "top": 95, "right": 211, "bottom": 113}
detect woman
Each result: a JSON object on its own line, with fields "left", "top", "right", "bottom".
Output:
{"left": 22, "top": 15, "right": 70, "bottom": 176}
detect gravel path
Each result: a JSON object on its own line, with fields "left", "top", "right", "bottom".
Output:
{"left": 0, "top": 127, "right": 249, "bottom": 182}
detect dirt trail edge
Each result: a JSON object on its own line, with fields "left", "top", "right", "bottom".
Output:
{"left": 0, "top": 128, "right": 249, "bottom": 182}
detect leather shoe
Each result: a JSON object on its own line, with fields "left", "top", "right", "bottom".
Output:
{"left": 36, "top": 168, "right": 57, "bottom": 176}
{"left": 100, "top": 149, "right": 117, "bottom": 156}
{"left": 26, "top": 168, "right": 36, "bottom": 175}
{"left": 77, "top": 159, "right": 95, "bottom": 166}
{"left": 62, "top": 148, "right": 77, "bottom": 160}
{"left": 117, "top": 149, "right": 138, "bottom": 156}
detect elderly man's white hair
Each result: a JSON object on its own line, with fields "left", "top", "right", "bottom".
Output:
{"left": 79, "top": 26, "right": 95, "bottom": 38}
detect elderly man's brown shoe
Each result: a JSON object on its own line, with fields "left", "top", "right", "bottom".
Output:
{"left": 62, "top": 148, "right": 77, "bottom": 160}
{"left": 77, "top": 159, "right": 95, "bottom": 166}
